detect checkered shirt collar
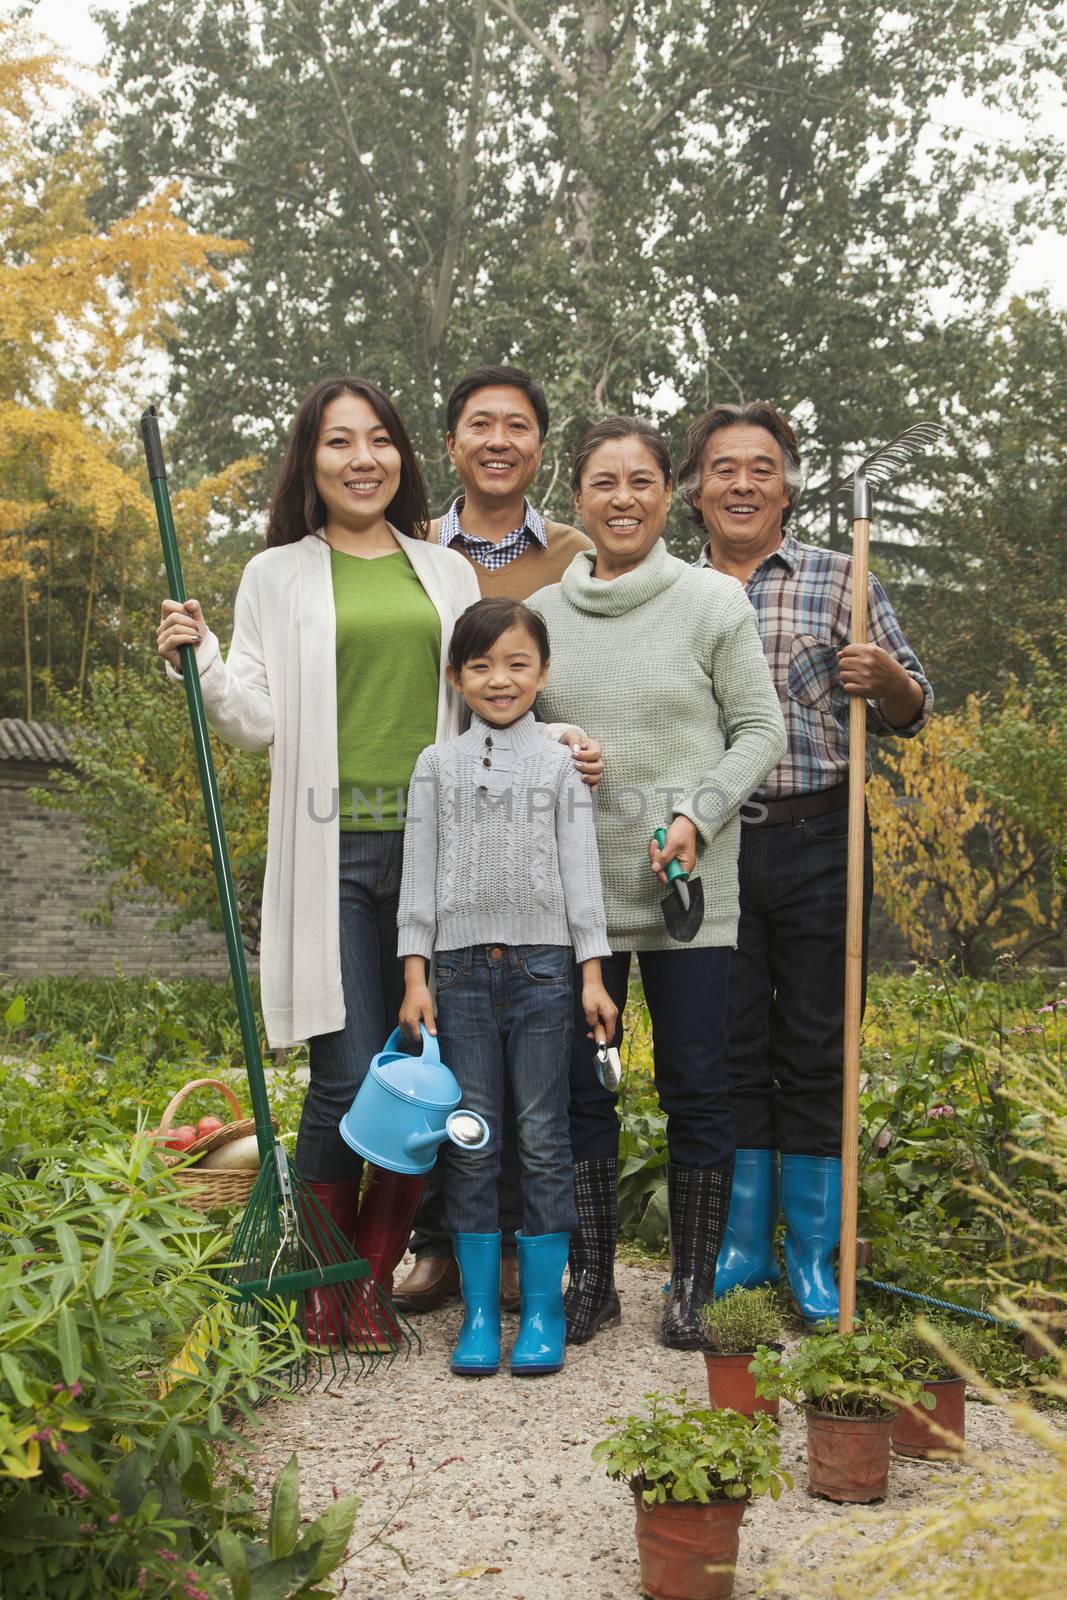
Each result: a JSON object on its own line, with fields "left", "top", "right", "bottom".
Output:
{"left": 438, "top": 496, "right": 547, "bottom": 551}
{"left": 697, "top": 532, "right": 801, "bottom": 576}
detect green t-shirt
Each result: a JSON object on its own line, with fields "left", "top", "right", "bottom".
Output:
{"left": 332, "top": 548, "right": 441, "bottom": 831}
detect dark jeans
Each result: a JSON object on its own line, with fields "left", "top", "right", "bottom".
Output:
{"left": 297, "top": 830, "right": 405, "bottom": 1182}
{"left": 569, "top": 948, "right": 735, "bottom": 1169}
{"left": 436, "top": 944, "right": 578, "bottom": 1238}
{"left": 727, "top": 807, "right": 873, "bottom": 1155}
{"left": 409, "top": 1089, "right": 524, "bottom": 1259}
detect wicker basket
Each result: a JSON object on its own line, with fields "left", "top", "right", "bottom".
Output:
{"left": 157, "top": 1077, "right": 276, "bottom": 1211}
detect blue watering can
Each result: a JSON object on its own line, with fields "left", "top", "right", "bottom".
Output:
{"left": 338, "top": 1025, "right": 490, "bottom": 1177}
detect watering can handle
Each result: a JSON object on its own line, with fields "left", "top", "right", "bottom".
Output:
{"left": 381, "top": 1023, "right": 442, "bottom": 1066}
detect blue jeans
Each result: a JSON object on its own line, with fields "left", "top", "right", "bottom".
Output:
{"left": 298, "top": 830, "right": 405, "bottom": 1181}
{"left": 569, "top": 947, "right": 735, "bottom": 1168}
{"left": 435, "top": 945, "right": 578, "bottom": 1238}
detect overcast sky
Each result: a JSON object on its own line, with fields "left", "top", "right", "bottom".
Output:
{"left": 18, "top": 0, "right": 1067, "bottom": 307}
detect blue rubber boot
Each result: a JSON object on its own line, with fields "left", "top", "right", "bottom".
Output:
{"left": 451, "top": 1232, "right": 501, "bottom": 1376}
{"left": 714, "top": 1148, "right": 782, "bottom": 1295}
{"left": 511, "top": 1231, "right": 569, "bottom": 1376}
{"left": 781, "top": 1155, "right": 841, "bottom": 1325}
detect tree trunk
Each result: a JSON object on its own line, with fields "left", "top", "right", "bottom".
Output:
{"left": 428, "top": 0, "right": 487, "bottom": 361}
{"left": 20, "top": 527, "right": 33, "bottom": 721}
{"left": 116, "top": 555, "right": 126, "bottom": 696}
{"left": 573, "top": 4, "right": 614, "bottom": 407}
{"left": 45, "top": 530, "right": 53, "bottom": 706}
{"left": 78, "top": 523, "right": 100, "bottom": 701}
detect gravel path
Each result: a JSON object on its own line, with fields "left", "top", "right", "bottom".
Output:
{"left": 247, "top": 1257, "right": 1055, "bottom": 1600}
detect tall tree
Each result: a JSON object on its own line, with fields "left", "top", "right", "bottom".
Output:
{"left": 98, "top": 0, "right": 1064, "bottom": 534}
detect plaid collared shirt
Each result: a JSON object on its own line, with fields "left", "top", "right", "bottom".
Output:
{"left": 438, "top": 496, "right": 548, "bottom": 570}
{"left": 696, "top": 533, "right": 933, "bottom": 800}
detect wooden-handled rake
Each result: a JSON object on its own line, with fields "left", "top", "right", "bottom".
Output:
{"left": 834, "top": 421, "right": 946, "bottom": 1333}
{"left": 140, "top": 406, "right": 416, "bottom": 1389}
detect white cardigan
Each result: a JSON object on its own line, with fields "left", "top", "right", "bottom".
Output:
{"left": 170, "top": 530, "right": 481, "bottom": 1046}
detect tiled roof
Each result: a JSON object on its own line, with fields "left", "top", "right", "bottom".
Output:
{"left": 0, "top": 718, "right": 74, "bottom": 764}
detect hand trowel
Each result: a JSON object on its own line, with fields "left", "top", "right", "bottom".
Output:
{"left": 651, "top": 827, "right": 704, "bottom": 943}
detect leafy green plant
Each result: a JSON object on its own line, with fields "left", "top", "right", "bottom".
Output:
{"left": 700, "top": 1287, "right": 784, "bottom": 1354}
{"left": 0, "top": 974, "right": 274, "bottom": 1065}
{"left": 0, "top": 984, "right": 308, "bottom": 1163}
{"left": 893, "top": 1314, "right": 992, "bottom": 1382}
{"left": 0, "top": 1132, "right": 355, "bottom": 1598}
{"left": 216, "top": 1454, "right": 358, "bottom": 1600}
{"left": 752, "top": 1325, "right": 926, "bottom": 1419}
{"left": 592, "top": 1391, "right": 791, "bottom": 1508}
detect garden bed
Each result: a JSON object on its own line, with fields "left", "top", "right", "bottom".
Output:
{"left": 245, "top": 1257, "right": 1062, "bottom": 1599}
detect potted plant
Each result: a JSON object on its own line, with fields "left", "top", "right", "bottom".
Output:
{"left": 593, "top": 1390, "right": 791, "bottom": 1600}
{"left": 699, "top": 1287, "right": 784, "bottom": 1418}
{"left": 891, "top": 1315, "right": 980, "bottom": 1458}
{"left": 752, "top": 1323, "right": 926, "bottom": 1503}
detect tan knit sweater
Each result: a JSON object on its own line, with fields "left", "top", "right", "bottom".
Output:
{"left": 429, "top": 516, "right": 592, "bottom": 600}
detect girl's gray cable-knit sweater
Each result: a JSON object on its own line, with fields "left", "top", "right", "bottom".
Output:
{"left": 530, "top": 539, "right": 787, "bottom": 951}
{"left": 397, "top": 711, "right": 611, "bottom": 964}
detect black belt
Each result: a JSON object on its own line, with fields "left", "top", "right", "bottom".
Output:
{"left": 742, "top": 782, "right": 850, "bottom": 828}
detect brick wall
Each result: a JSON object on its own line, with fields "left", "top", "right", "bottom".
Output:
{"left": 1, "top": 758, "right": 913, "bottom": 980}
{"left": 0, "top": 762, "right": 229, "bottom": 979}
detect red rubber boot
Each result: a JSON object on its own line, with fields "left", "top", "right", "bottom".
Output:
{"left": 343, "top": 1166, "right": 426, "bottom": 1349}
{"left": 353, "top": 1166, "right": 427, "bottom": 1296}
{"left": 303, "top": 1179, "right": 362, "bottom": 1348}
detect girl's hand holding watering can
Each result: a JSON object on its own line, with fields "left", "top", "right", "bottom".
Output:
{"left": 399, "top": 955, "right": 437, "bottom": 1041}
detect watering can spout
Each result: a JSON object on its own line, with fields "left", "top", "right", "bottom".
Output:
{"left": 404, "top": 1109, "right": 490, "bottom": 1157}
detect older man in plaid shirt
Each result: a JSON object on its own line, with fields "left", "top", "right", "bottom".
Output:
{"left": 684, "top": 401, "right": 932, "bottom": 1323}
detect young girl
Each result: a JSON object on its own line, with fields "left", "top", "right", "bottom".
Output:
{"left": 398, "top": 597, "right": 617, "bottom": 1377}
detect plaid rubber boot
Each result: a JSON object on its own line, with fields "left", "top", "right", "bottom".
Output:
{"left": 661, "top": 1161, "right": 734, "bottom": 1350}
{"left": 563, "top": 1157, "right": 622, "bottom": 1344}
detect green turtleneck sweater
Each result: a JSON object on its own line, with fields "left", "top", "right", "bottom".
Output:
{"left": 530, "top": 539, "right": 786, "bottom": 950}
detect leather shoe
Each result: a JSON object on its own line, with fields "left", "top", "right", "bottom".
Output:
{"left": 391, "top": 1254, "right": 460, "bottom": 1312}
{"left": 501, "top": 1255, "right": 520, "bottom": 1313}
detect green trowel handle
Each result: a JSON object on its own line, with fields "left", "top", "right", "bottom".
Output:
{"left": 140, "top": 405, "right": 274, "bottom": 1162}
{"left": 652, "top": 827, "right": 689, "bottom": 885}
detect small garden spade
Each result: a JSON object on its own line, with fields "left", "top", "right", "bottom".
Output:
{"left": 834, "top": 421, "right": 945, "bottom": 1334}
{"left": 651, "top": 826, "right": 704, "bottom": 942}
{"left": 140, "top": 405, "right": 415, "bottom": 1388}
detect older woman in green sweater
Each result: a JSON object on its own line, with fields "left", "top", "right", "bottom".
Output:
{"left": 530, "top": 418, "right": 786, "bottom": 1349}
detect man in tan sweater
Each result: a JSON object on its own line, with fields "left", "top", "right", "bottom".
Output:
{"left": 393, "top": 364, "right": 592, "bottom": 1314}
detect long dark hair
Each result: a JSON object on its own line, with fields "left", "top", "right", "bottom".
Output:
{"left": 266, "top": 376, "right": 430, "bottom": 546}
{"left": 570, "top": 416, "right": 673, "bottom": 494}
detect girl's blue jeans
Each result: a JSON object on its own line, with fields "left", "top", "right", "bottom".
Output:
{"left": 299, "top": 830, "right": 405, "bottom": 1182}
{"left": 435, "top": 944, "right": 579, "bottom": 1238}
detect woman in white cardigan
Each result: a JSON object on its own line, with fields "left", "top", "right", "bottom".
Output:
{"left": 157, "top": 376, "right": 487, "bottom": 1346}
{"left": 158, "top": 376, "right": 596, "bottom": 1344}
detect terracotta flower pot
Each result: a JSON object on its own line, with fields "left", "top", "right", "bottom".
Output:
{"left": 633, "top": 1491, "right": 747, "bottom": 1600}
{"left": 892, "top": 1377, "right": 966, "bottom": 1459}
{"left": 804, "top": 1405, "right": 894, "bottom": 1503}
{"left": 702, "top": 1351, "right": 779, "bottom": 1420}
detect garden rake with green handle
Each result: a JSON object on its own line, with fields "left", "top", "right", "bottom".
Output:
{"left": 140, "top": 405, "right": 415, "bottom": 1389}
{"left": 835, "top": 421, "right": 946, "bottom": 1335}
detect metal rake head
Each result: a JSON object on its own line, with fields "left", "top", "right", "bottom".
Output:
{"left": 834, "top": 421, "right": 947, "bottom": 517}
{"left": 224, "top": 1150, "right": 419, "bottom": 1394}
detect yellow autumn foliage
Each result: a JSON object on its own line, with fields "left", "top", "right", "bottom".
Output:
{"left": 867, "top": 697, "right": 1062, "bottom": 972}
{"left": 0, "top": 18, "right": 259, "bottom": 716}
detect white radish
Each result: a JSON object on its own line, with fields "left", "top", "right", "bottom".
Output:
{"left": 199, "top": 1135, "right": 261, "bottom": 1171}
